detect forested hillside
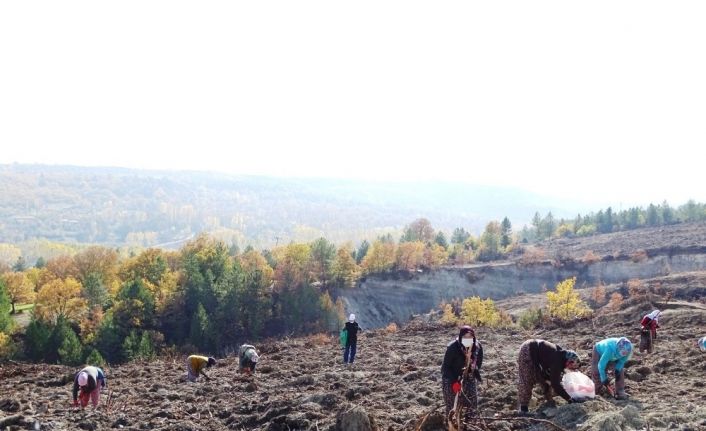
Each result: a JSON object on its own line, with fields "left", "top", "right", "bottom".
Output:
{"left": 0, "top": 164, "right": 572, "bottom": 250}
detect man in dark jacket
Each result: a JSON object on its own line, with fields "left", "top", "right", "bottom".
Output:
{"left": 441, "top": 325, "right": 484, "bottom": 424}
{"left": 517, "top": 339, "right": 580, "bottom": 413}
{"left": 343, "top": 313, "right": 360, "bottom": 365}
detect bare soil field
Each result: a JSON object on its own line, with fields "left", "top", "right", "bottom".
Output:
{"left": 527, "top": 221, "right": 706, "bottom": 260}
{"left": 2, "top": 272, "right": 706, "bottom": 430}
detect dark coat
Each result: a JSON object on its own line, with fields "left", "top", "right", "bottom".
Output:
{"left": 441, "top": 339, "right": 483, "bottom": 381}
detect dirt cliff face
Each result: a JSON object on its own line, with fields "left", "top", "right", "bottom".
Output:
{"left": 341, "top": 223, "right": 706, "bottom": 328}
{"left": 1, "top": 284, "right": 706, "bottom": 431}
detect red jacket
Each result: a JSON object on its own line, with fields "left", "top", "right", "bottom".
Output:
{"left": 641, "top": 316, "right": 659, "bottom": 330}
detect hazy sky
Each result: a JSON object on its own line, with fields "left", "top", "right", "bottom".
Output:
{"left": 1, "top": 1, "right": 704, "bottom": 208}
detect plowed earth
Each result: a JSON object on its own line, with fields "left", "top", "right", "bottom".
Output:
{"left": 2, "top": 275, "right": 706, "bottom": 431}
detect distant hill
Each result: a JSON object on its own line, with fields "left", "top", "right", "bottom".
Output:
{"left": 0, "top": 164, "right": 580, "bottom": 249}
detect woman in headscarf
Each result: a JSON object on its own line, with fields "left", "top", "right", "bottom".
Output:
{"left": 441, "top": 325, "right": 483, "bottom": 427}
{"left": 516, "top": 339, "right": 581, "bottom": 413}
{"left": 591, "top": 337, "right": 633, "bottom": 400}
{"left": 640, "top": 309, "right": 661, "bottom": 353}
{"left": 72, "top": 366, "right": 106, "bottom": 408}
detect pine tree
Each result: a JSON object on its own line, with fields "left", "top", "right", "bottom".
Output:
{"left": 0, "top": 279, "right": 12, "bottom": 332}
{"left": 435, "top": 232, "right": 449, "bottom": 249}
{"left": 500, "top": 217, "right": 512, "bottom": 249}
{"left": 85, "top": 348, "right": 106, "bottom": 367}
{"left": 24, "top": 318, "right": 52, "bottom": 361}
{"left": 189, "top": 303, "right": 209, "bottom": 349}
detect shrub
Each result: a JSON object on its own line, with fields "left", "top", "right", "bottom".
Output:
{"left": 546, "top": 277, "right": 591, "bottom": 321}
{"left": 460, "top": 297, "right": 508, "bottom": 327}
{"left": 630, "top": 249, "right": 648, "bottom": 263}
{"left": 576, "top": 224, "right": 597, "bottom": 237}
{"left": 519, "top": 247, "right": 547, "bottom": 265}
{"left": 0, "top": 332, "right": 16, "bottom": 359}
{"left": 581, "top": 251, "right": 602, "bottom": 264}
{"left": 627, "top": 279, "right": 646, "bottom": 300}
{"left": 518, "top": 307, "right": 545, "bottom": 330}
{"left": 440, "top": 303, "right": 458, "bottom": 325}
{"left": 385, "top": 323, "right": 398, "bottom": 333}
{"left": 607, "top": 292, "right": 624, "bottom": 311}
{"left": 305, "top": 333, "right": 331, "bottom": 347}
{"left": 590, "top": 284, "right": 607, "bottom": 306}
{"left": 84, "top": 348, "right": 107, "bottom": 367}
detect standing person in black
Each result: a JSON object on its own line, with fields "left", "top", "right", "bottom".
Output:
{"left": 343, "top": 313, "right": 360, "bottom": 365}
{"left": 517, "top": 339, "right": 580, "bottom": 413}
{"left": 441, "top": 325, "right": 483, "bottom": 426}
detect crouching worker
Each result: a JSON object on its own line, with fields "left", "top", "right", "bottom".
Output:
{"left": 73, "top": 366, "right": 106, "bottom": 409}
{"left": 186, "top": 355, "right": 216, "bottom": 382}
{"left": 441, "top": 325, "right": 484, "bottom": 427}
{"left": 238, "top": 344, "right": 259, "bottom": 375}
{"left": 640, "top": 310, "right": 661, "bottom": 354}
{"left": 517, "top": 339, "right": 581, "bottom": 414}
{"left": 592, "top": 337, "right": 632, "bottom": 400}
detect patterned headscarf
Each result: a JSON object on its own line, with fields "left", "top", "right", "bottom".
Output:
{"left": 617, "top": 337, "right": 633, "bottom": 357}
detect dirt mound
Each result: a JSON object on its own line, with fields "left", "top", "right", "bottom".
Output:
{"left": 2, "top": 299, "right": 706, "bottom": 430}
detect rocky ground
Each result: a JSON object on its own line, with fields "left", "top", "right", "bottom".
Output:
{"left": 2, "top": 274, "right": 706, "bottom": 431}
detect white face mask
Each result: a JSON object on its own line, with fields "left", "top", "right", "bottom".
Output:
{"left": 461, "top": 338, "right": 474, "bottom": 348}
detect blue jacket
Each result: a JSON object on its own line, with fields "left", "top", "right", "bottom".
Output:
{"left": 595, "top": 338, "right": 631, "bottom": 382}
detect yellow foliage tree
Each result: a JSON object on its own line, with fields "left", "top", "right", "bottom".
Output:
{"left": 546, "top": 277, "right": 590, "bottom": 320}
{"left": 35, "top": 277, "right": 87, "bottom": 324}
{"left": 460, "top": 296, "right": 505, "bottom": 327}
{"left": 424, "top": 244, "right": 449, "bottom": 269}
{"left": 273, "top": 243, "right": 311, "bottom": 291}
{"left": 361, "top": 240, "right": 396, "bottom": 275}
{"left": 396, "top": 241, "right": 425, "bottom": 271}
{"left": 440, "top": 303, "right": 458, "bottom": 324}
{"left": 331, "top": 245, "right": 359, "bottom": 289}
{"left": 1, "top": 272, "right": 36, "bottom": 314}
{"left": 238, "top": 250, "right": 274, "bottom": 288}
{"left": 0, "top": 332, "right": 14, "bottom": 359}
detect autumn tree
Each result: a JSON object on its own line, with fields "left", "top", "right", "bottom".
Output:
{"left": 590, "top": 284, "right": 607, "bottom": 306}
{"left": 331, "top": 245, "right": 359, "bottom": 289}
{"left": 272, "top": 243, "right": 311, "bottom": 291}
{"left": 119, "top": 248, "right": 168, "bottom": 286}
{"left": 360, "top": 240, "right": 396, "bottom": 274}
{"left": 396, "top": 241, "right": 425, "bottom": 272}
{"left": 546, "top": 277, "right": 590, "bottom": 321}
{"left": 74, "top": 246, "right": 118, "bottom": 287}
{"left": 440, "top": 303, "right": 458, "bottom": 324}
{"left": 1, "top": 272, "right": 36, "bottom": 314}
{"left": 44, "top": 255, "right": 80, "bottom": 282}
{"left": 423, "top": 244, "right": 448, "bottom": 269}
{"left": 34, "top": 277, "right": 87, "bottom": 324}
{"left": 460, "top": 297, "right": 505, "bottom": 327}
{"left": 401, "top": 218, "right": 435, "bottom": 244}
{"left": 238, "top": 250, "right": 274, "bottom": 288}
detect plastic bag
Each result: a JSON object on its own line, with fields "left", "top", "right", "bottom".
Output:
{"left": 339, "top": 328, "right": 348, "bottom": 348}
{"left": 562, "top": 371, "right": 595, "bottom": 400}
